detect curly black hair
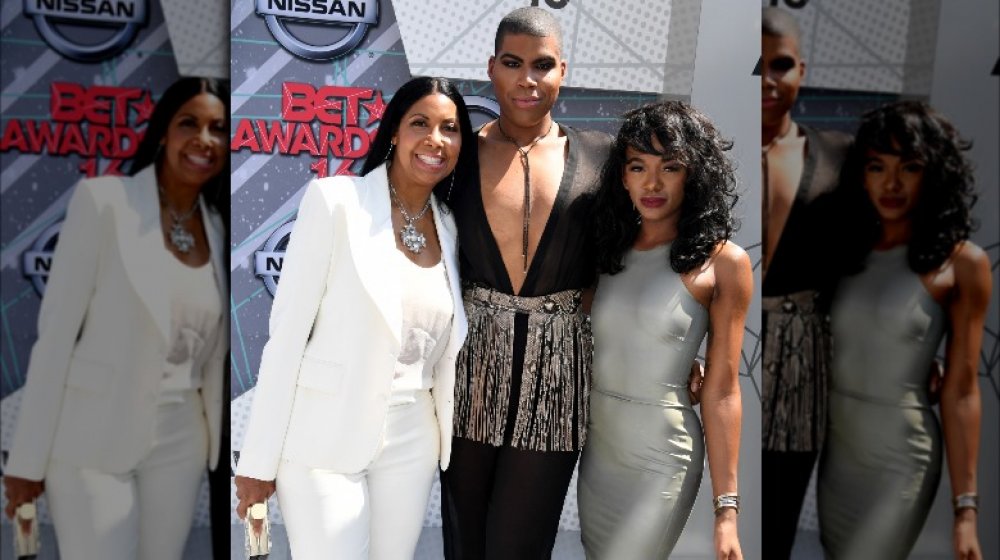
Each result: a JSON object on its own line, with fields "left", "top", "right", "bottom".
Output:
{"left": 835, "top": 100, "right": 977, "bottom": 275}
{"left": 592, "top": 101, "right": 739, "bottom": 275}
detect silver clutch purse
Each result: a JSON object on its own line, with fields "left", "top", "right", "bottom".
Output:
{"left": 13, "top": 502, "right": 40, "bottom": 559}
{"left": 244, "top": 502, "right": 271, "bottom": 559}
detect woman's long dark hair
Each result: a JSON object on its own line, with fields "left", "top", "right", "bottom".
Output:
{"left": 360, "top": 76, "right": 477, "bottom": 205}
{"left": 593, "top": 101, "right": 739, "bottom": 275}
{"left": 129, "top": 77, "right": 231, "bottom": 228}
{"left": 835, "top": 101, "right": 976, "bottom": 275}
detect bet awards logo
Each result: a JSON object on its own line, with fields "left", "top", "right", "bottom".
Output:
{"left": 256, "top": 0, "right": 379, "bottom": 60}
{"left": 24, "top": 0, "right": 148, "bottom": 62}
{"left": 21, "top": 220, "right": 63, "bottom": 297}
{"left": 255, "top": 221, "right": 295, "bottom": 297}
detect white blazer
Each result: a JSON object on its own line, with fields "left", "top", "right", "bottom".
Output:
{"left": 236, "top": 164, "right": 468, "bottom": 481}
{"left": 6, "top": 166, "right": 227, "bottom": 480}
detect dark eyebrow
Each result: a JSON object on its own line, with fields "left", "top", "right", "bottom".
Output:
{"left": 625, "top": 157, "right": 645, "bottom": 164}
{"left": 768, "top": 55, "right": 796, "bottom": 67}
{"left": 498, "top": 53, "right": 524, "bottom": 63}
{"left": 407, "top": 112, "right": 430, "bottom": 119}
{"left": 532, "top": 55, "right": 557, "bottom": 65}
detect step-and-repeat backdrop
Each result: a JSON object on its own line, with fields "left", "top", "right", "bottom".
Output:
{"left": 228, "top": 0, "right": 762, "bottom": 556}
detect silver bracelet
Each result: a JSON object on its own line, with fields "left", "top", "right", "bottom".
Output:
{"left": 953, "top": 493, "right": 979, "bottom": 514}
{"left": 713, "top": 493, "right": 740, "bottom": 515}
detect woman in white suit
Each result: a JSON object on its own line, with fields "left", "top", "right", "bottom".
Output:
{"left": 234, "top": 76, "right": 476, "bottom": 559}
{"left": 2, "top": 77, "right": 229, "bottom": 559}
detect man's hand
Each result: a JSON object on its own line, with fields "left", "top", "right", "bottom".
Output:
{"left": 688, "top": 360, "right": 705, "bottom": 405}
{"left": 928, "top": 359, "right": 944, "bottom": 405}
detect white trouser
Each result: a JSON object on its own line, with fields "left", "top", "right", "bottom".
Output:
{"left": 276, "top": 390, "right": 440, "bottom": 560}
{"left": 44, "top": 391, "right": 208, "bottom": 560}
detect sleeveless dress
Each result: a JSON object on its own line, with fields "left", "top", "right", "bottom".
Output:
{"left": 819, "top": 246, "right": 946, "bottom": 559}
{"left": 578, "top": 243, "right": 709, "bottom": 559}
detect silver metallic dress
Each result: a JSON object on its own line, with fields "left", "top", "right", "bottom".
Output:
{"left": 579, "top": 244, "right": 709, "bottom": 559}
{"left": 819, "top": 246, "right": 946, "bottom": 559}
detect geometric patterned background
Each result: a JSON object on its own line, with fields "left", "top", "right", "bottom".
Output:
{"left": 786, "top": 0, "right": 940, "bottom": 95}
{"left": 395, "top": 0, "right": 702, "bottom": 95}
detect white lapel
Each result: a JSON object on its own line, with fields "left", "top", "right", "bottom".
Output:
{"left": 116, "top": 166, "right": 171, "bottom": 346}
{"left": 199, "top": 196, "right": 228, "bottom": 315}
{"left": 431, "top": 195, "right": 467, "bottom": 349}
{"left": 347, "top": 165, "right": 402, "bottom": 348}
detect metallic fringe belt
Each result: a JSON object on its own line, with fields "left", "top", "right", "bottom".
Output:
{"left": 453, "top": 285, "right": 592, "bottom": 452}
{"left": 761, "top": 290, "right": 831, "bottom": 453}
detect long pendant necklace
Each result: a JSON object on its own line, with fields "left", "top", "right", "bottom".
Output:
{"left": 388, "top": 179, "right": 433, "bottom": 254}
{"left": 760, "top": 120, "right": 795, "bottom": 275}
{"left": 159, "top": 186, "right": 199, "bottom": 254}
{"left": 496, "top": 119, "right": 554, "bottom": 274}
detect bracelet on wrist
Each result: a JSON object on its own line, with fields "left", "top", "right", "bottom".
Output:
{"left": 713, "top": 493, "right": 740, "bottom": 515}
{"left": 953, "top": 493, "right": 979, "bottom": 515}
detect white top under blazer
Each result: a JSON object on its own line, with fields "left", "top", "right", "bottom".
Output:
{"left": 390, "top": 252, "right": 453, "bottom": 405}
{"left": 160, "top": 257, "right": 222, "bottom": 404}
{"left": 236, "top": 164, "right": 468, "bottom": 481}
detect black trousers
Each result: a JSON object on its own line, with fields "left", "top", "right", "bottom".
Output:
{"left": 441, "top": 437, "right": 579, "bottom": 560}
{"left": 763, "top": 449, "right": 820, "bottom": 560}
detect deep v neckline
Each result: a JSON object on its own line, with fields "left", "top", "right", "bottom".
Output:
{"left": 475, "top": 124, "right": 576, "bottom": 296}
{"left": 766, "top": 126, "right": 817, "bottom": 282}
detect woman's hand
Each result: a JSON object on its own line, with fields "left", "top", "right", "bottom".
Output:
{"left": 953, "top": 510, "right": 981, "bottom": 560}
{"left": 234, "top": 475, "right": 276, "bottom": 534}
{"left": 3, "top": 476, "right": 45, "bottom": 519}
{"left": 714, "top": 508, "right": 743, "bottom": 560}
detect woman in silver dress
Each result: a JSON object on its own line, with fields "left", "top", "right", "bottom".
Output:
{"left": 818, "top": 101, "right": 989, "bottom": 560}
{"left": 579, "top": 102, "right": 752, "bottom": 559}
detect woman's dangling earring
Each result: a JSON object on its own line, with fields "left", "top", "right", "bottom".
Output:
{"left": 446, "top": 171, "right": 456, "bottom": 201}
{"left": 385, "top": 142, "right": 395, "bottom": 164}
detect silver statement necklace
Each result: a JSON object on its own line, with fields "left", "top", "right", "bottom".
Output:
{"left": 159, "top": 186, "right": 199, "bottom": 254}
{"left": 388, "top": 179, "right": 432, "bottom": 254}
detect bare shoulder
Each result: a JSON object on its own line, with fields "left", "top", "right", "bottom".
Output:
{"left": 711, "top": 240, "right": 752, "bottom": 275}
{"left": 950, "top": 241, "right": 991, "bottom": 297}
{"left": 708, "top": 241, "right": 753, "bottom": 306}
